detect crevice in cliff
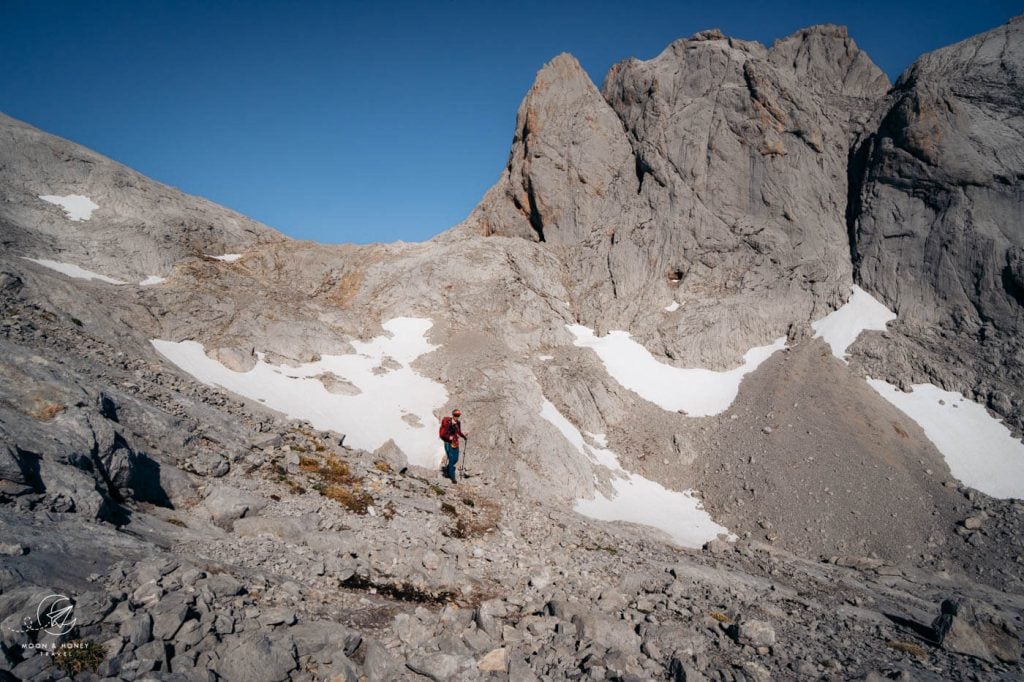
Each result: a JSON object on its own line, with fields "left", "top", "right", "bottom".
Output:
{"left": 601, "top": 78, "right": 652, "bottom": 198}
{"left": 635, "top": 154, "right": 647, "bottom": 192}
{"left": 845, "top": 134, "right": 875, "bottom": 280}
{"left": 525, "top": 178, "right": 546, "bottom": 242}
{"left": 1003, "top": 261, "right": 1024, "bottom": 308}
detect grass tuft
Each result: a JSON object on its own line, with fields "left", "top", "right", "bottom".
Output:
{"left": 888, "top": 640, "right": 928, "bottom": 658}
{"left": 321, "top": 484, "right": 374, "bottom": 514}
{"left": 300, "top": 455, "right": 371, "bottom": 513}
{"left": 443, "top": 495, "right": 500, "bottom": 539}
{"left": 29, "top": 400, "right": 65, "bottom": 421}
{"left": 52, "top": 640, "right": 105, "bottom": 675}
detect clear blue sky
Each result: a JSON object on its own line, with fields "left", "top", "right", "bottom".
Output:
{"left": 2, "top": 1, "right": 1020, "bottom": 244}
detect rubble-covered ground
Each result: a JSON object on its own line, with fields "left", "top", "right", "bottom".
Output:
{"left": 2, "top": 265, "right": 1022, "bottom": 682}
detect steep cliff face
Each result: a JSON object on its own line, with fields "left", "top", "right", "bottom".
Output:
{"left": 853, "top": 17, "right": 1024, "bottom": 328}
{"left": 850, "top": 17, "right": 1024, "bottom": 430}
{"left": 471, "top": 26, "right": 890, "bottom": 366}
{"left": 473, "top": 53, "right": 638, "bottom": 247}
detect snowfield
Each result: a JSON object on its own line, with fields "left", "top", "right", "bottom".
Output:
{"left": 568, "top": 324, "right": 786, "bottom": 416}
{"left": 539, "top": 399, "right": 732, "bottom": 547}
{"left": 152, "top": 318, "right": 447, "bottom": 467}
{"left": 812, "top": 285, "right": 896, "bottom": 361}
{"left": 811, "top": 288, "right": 1024, "bottom": 498}
{"left": 140, "top": 276, "right": 167, "bottom": 286}
{"left": 868, "top": 381, "right": 1024, "bottom": 499}
{"left": 22, "top": 257, "right": 126, "bottom": 284}
{"left": 209, "top": 254, "right": 243, "bottom": 262}
{"left": 570, "top": 288, "right": 1024, "bottom": 501}
{"left": 38, "top": 194, "right": 99, "bottom": 221}
{"left": 664, "top": 301, "right": 680, "bottom": 312}
{"left": 539, "top": 400, "right": 618, "bottom": 470}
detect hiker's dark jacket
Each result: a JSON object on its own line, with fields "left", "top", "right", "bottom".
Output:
{"left": 445, "top": 418, "right": 466, "bottom": 447}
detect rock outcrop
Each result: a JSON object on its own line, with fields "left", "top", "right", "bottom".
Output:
{"left": 850, "top": 17, "right": 1024, "bottom": 432}
{"left": 471, "top": 26, "right": 890, "bottom": 367}
{"left": 0, "top": 113, "right": 283, "bottom": 284}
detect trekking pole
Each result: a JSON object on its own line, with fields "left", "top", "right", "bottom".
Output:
{"left": 460, "top": 438, "right": 468, "bottom": 477}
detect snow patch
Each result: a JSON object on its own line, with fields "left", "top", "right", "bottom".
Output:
{"left": 568, "top": 324, "right": 785, "bottom": 417}
{"left": 812, "top": 285, "right": 896, "bottom": 361}
{"left": 139, "top": 276, "right": 167, "bottom": 286}
{"left": 22, "top": 257, "right": 126, "bottom": 284}
{"left": 152, "top": 318, "right": 447, "bottom": 467}
{"left": 806, "top": 289, "right": 1023, "bottom": 498}
{"left": 575, "top": 476, "right": 732, "bottom": 550}
{"left": 537, "top": 355, "right": 554, "bottom": 362}
{"left": 209, "top": 254, "right": 242, "bottom": 262}
{"left": 539, "top": 399, "right": 731, "bottom": 547}
{"left": 38, "top": 194, "right": 99, "bottom": 221}
{"left": 664, "top": 301, "right": 680, "bottom": 312}
{"left": 868, "top": 380, "right": 1024, "bottom": 499}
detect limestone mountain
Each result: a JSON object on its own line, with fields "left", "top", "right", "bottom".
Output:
{"left": 1, "top": 17, "right": 1023, "bottom": 682}
{"left": 470, "top": 25, "right": 890, "bottom": 367}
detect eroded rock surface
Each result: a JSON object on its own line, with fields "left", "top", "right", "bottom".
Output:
{"left": 851, "top": 17, "right": 1024, "bottom": 433}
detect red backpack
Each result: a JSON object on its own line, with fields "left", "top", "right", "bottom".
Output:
{"left": 439, "top": 416, "right": 453, "bottom": 441}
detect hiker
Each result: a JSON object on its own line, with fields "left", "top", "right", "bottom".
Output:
{"left": 439, "top": 409, "right": 468, "bottom": 483}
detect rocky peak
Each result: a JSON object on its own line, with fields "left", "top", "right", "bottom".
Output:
{"left": 472, "top": 52, "right": 637, "bottom": 247}
{"left": 769, "top": 25, "right": 891, "bottom": 98}
{"left": 472, "top": 23, "right": 892, "bottom": 365}
{"left": 895, "top": 14, "right": 1024, "bottom": 92}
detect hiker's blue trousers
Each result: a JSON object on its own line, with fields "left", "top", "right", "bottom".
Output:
{"left": 444, "top": 442, "right": 459, "bottom": 482}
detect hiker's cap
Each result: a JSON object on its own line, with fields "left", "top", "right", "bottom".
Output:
{"left": 452, "top": 409, "right": 461, "bottom": 417}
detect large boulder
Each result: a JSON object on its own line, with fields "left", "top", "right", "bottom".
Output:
{"left": 202, "top": 485, "right": 268, "bottom": 528}
{"left": 931, "top": 598, "right": 1022, "bottom": 663}
{"left": 214, "top": 633, "right": 298, "bottom": 682}
{"left": 0, "top": 443, "right": 35, "bottom": 495}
